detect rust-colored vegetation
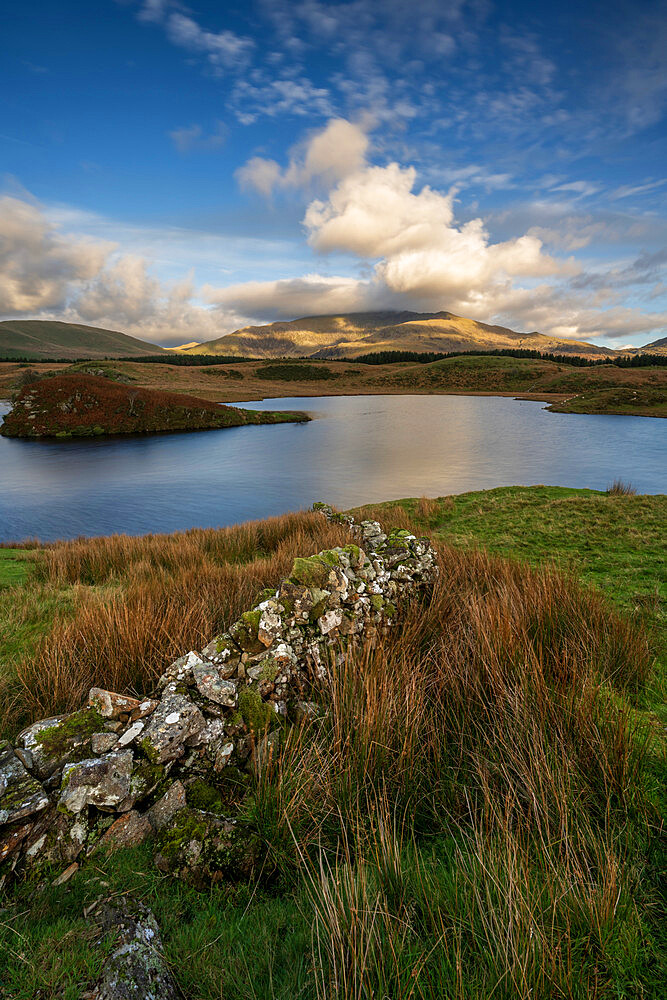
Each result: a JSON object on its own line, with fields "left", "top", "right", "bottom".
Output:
{"left": 0, "top": 373, "right": 306, "bottom": 438}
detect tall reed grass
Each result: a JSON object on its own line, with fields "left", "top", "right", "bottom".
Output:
{"left": 2, "top": 512, "right": 351, "bottom": 732}
{"left": 243, "top": 546, "right": 657, "bottom": 998}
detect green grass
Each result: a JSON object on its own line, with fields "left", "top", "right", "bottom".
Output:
{"left": 1, "top": 489, "right": 664, "bottom": 999}
{"left": 355, "top": 486, "right": 666, "bottom": 616}
{"left": 0, "top": 549, "right": 35, "bottom": 588}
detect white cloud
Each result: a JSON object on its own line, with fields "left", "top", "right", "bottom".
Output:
{"left": 0, "top": 196, "right": 112, "bottom": 313}
{"left": 236, "top": 118, "right": 370, "bottom": 195}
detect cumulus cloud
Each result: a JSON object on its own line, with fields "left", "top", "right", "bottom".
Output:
{"left": 0, "top": 194, "right": 228, "bottom": 344}
{"left": 237, "top": 118, "right": 369, "bottom": 195}
{"left": 0, "top": 196, "right": 112, "bottom": 314}
{"left": 203, "top": 274, "right": 374, "bottom": 319}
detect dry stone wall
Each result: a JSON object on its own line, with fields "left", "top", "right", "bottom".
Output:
{"left": 0, "top": 504, "right": 437, "bottom": 887}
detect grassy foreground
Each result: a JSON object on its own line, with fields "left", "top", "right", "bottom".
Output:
{"left": 0, "top": 489, "right": 665, "bottom": 999}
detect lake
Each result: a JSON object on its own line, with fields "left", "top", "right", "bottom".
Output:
{"left": 0, "top": 394, "right": 664, "bottom": 542}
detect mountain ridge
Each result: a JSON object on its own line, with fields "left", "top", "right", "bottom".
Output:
{"left": 0, "top": 320, "right": 169, "bottom": 360}
{"left": 181, "top": 310, "right": 620, "bottom": 360}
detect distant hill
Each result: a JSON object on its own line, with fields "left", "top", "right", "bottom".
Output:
{"left": 183, "top": 311, "right": 618, "bottom": 360}
{"left": 0, "top": 320, "right": 167, "bottom": 360}
{"left": 625, "top": 336, "right": 667, "bottom": 357}
{"left": 166, "top": 341, "right": 201, "bottom": 351}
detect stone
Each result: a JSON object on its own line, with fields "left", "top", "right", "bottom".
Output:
{"left": 192, "top": 663, "right": 238, "bottom": 707}
{"left": 318, "top": 609, "right": 343, "bottom": 635}
{"left": 17, "top": 712, "right": 97, "bottom": 780}
{"left": 0, "top": 820, "right": 34, "bottom": 864}
{"left": 147, "top": 780, "right": 186, "bottom": 832}
{"left": 89, "top": 898, "right": 179, "bottom": 1000}
{"left": 130, "top": 699, "right": 158, "bottom": 723}
{"left": 117, "top": 721, "right": 145, "bottom": 747}
{"left": 59, "top": 752, "right": 134, "bottom": 814}
{"left": 140, "top": 694, "right": 205, "bottom": 764}
{"left": 96, "top": 811, "right": 151, "bottom": 852}
{"left": 52, "top": 861, "right": 79, "bottom": 886}
{"left": 257, "top": 604, "right": 283, "bottom": 646}
{"left": 88, "top": 688, "right": 144, "bottom": 720}
{"left": 91, "top": 732, "right": 118, "bottom": 755}
{"left": 0, "top": 745, "right": 50, "bottom": 825}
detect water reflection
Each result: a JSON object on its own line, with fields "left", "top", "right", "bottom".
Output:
{"left": 0, "top": 395, "right": 664, "bottom": 542}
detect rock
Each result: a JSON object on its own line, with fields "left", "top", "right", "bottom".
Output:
{"left": 88, "top": 689, "right": 144, "bottom": 720}
{"left": 0, "top": 745, "right": 50, "bottom": 824}
{"left": 52, "top": 861, "right": 78, "bottom": 885}
{"left": 89, "top": 897, "right": 180, "bottom": 1000}
{"left": 117, "top": 721, "right": 145, "bottom": 747}
{"left": 192, "top": 663, "right": 238, "bottom": 707}
{"left": 91, "top": 732, "right": 118, "bottom": 755}
{"left": 96, "top": 811, "right": 152, "bottom": 852}
{"left": 318, "top": 608, "right": 343, "bottom": 635}
{"left": 59, "top": 752, "right": 134, "bottom": 814}
{"left": 140, "top": 694, "right": 205, "bottom": 764}
{"left": 257, "top": 603, "right": 283, "bottom": 646}
{"left": 0, "top": 820, "right": 34, "bottom": 864}
{"left": 147, "top": 780, "right": 186, "bottom": 832}
{"left": 17, "top": 711, "right": 100, "bottom": 780}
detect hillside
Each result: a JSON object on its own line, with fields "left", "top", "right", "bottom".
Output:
{"left": 0, "top": 320, "right": 168, "bottom": 360}
{"left": 0, "top": 373, "right": 307, "bottom": 438}
{"left": 625, "top": 335, "right": 667, "bottom": 357}
{"left": 183, "top": 310, "right": 618, "bottom": 360}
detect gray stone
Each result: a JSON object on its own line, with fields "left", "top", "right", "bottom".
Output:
{"left": 192, "top": 663, "right": 238, "bottom": 707}
{"left": 17, "top": 715, "right": 87, "bottom": 780}
{"left": 59, "top": 752, "right": 134, "bottom": 814}
{"left": 91, "top": 732, "right": 118, "bottom": 755}
{"left": 117, "top": 721, "right": 145, "bottom": 747}
{"left": 140, "top": 694, "right": 205, "bottom": 764}
{"left": 89, "top": 898, "right": 179, "bottom": 1000}
{"left": 0, "top": 746, "right": 50, "bottom": 825}
{"left": 88, "top": 688, "right": 144, "bottom": 720}
{"left": 147, "top": 780, "right": 186, "bottom": 832}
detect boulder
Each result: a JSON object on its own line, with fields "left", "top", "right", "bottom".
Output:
{"left": 60, "top": 752, "right": 134, "bottom": 814}
{"left": 0, "top": 745, "right": 50, "bottom": 824}
{"left": 140, "top": 694, "right": 205, "bottom": 764}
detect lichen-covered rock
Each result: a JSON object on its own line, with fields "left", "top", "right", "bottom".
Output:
{"left": 0, "top": 745, "right": 49, "bottom": 824}
{"left": 17, "top": 708, "right": 104, "bottom": 780}
{"left": 153, "top": 808, "right": 257, "bottom": 885}
{"left": 140, "top": 694, "right": 205, "bottom": 764}
{"left": 60, "top": 751, "right": 134, "bottom": 814}
{"left": 88, "top": 897, "right": 179, "bottom": 1000}
{"left": 95, "top": 811, "right": 152, "bottom": 852}
{"left": 88, "top": 688, "right": 149, "bottom": 720}
{"left": 147, "top": 780, "right": 186, "bottom": 832}
{"left": 192, "top": 662, "right": 238, "bottom": 707}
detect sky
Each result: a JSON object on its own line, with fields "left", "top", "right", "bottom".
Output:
{"left": 1, "top": 0, "right": 666, "bottom": 348}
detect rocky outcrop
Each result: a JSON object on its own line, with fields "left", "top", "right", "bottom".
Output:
{"left": 0, "top": 505, "right": 436, "bottom": 887}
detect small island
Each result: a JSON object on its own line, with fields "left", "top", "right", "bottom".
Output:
{"left": 0, "top": 373, "right": 308, "bottom": 439}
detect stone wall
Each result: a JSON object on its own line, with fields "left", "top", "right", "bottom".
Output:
{"left": 0, "top": 505, "right": 437, "bottom": 887}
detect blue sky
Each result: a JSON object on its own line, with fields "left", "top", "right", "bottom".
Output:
{"left": 1, "top": 0, "right": 666, "bottom": 346}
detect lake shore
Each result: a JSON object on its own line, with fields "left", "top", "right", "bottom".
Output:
{"left": 1, "top": 355, "right": 665, "bottom": 417}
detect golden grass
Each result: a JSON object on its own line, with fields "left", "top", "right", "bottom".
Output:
{"left": 3, "top": 512, "right": 351, "bottom": 732}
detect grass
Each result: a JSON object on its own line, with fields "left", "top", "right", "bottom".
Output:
{"left": 1, "top": 489, "right": 664, "bottom": 998}
{"left": 0, "top": 549, "right": 34, "bottom": 587}
{"left": 0, "top": 511, "right": 351, "bottom": 736}
{"left": 2, "top": 354, "right": 664, "bottom": 417}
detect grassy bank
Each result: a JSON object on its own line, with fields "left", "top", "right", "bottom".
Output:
{"left": 0, "top": 488, "right": 664, "bottom": 998}
{"left": 2, "top": 354, "right": 665, "bottom": 417}
{"left": 0, "top": 373, "right": 308, "bottom": 439}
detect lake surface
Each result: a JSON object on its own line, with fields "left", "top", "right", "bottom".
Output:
{"left": 0, "top": 395, "right": 664, "bottom": 542}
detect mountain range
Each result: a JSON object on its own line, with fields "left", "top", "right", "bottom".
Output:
{"left": 1, "top": 312, "right": 665, "bottom": 361}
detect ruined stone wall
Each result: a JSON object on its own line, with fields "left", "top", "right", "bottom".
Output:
{"left": 0, "top": 505, "right": 437, "bottom": 886}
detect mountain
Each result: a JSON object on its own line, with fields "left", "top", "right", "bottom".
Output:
{"left": 182, "top": 311, "right": 618, "bottom": 360}
{"left": 166, "top": 342, "right": 200, "bottom": 351}
{"left": 625, "top": 336, "right": 667, "bottom": 357}
{"left": 0, "top": 320, "right": 167, "bottom": 360}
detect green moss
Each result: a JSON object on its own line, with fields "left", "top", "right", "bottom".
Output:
{"left": 138, "top": 735, "right": 160, "bottom": 765}
{"left": 370, "top": 594, "right": 384, "bottom": 612}
{"left": 289, "top": 556, "right": 331, "bottom": 588}
{"left": 258, "top": 658, "right": 281, "bottom": 682}
{"left": 156, "top": 808, "right": 209, "bottom": 862}
{"left": 187, "top": 780, "right": 225, "bottom": 814}
{"left": 238, "top": 688, "right": 275, "bottom": 734}
{"left": 34, "top": 708, "right": 105, "bottom": 757}
{"left": 229, "top": 610, "right": 264, "bottom": 653}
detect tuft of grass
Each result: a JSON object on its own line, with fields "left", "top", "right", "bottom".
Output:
{"left": 608, "top": 478, "right": 637, "bottom": 496}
